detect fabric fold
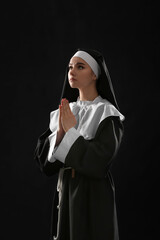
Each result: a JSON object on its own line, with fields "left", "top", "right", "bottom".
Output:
{"left": 48, "top": 131, "right": 58, "bottom": 162}
{"left": 54, "top": 127, "right": 81, "bottom": 163}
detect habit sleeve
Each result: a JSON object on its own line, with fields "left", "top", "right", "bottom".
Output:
{"left": 34, "top": 128, "right": 63, "bottom": 176}
{"left": 53, "top": 128, "right": 80, "bottom": 163}
{"left": 62, "top": 116, "right": 123, "bottom": 179}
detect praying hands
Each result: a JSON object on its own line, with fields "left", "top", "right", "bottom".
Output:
{"left": 56, "top": 98, "right": 77, "bottom": 146}
{"left": 60, "top": 98, "right": 77, "bottom": 132}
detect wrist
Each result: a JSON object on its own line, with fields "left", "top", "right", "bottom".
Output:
{"left": 56, "top": 129, "right": 65, "bottom": 145}
{"left": 64, "top": 126, "right": 72, "bottom": 133}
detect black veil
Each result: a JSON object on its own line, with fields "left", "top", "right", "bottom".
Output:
{"left": 60, "top": 48, "right": 120, "bottom": 110}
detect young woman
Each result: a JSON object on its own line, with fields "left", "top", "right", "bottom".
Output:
{"left": 34, "top": 48, "right": 125, "bottom": 240}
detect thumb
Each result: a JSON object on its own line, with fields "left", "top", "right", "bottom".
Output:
{"left": 59, "top": 104, "right": 62, "bottom": 119}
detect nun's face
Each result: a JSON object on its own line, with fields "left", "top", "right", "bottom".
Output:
{"left": 68, "top": 57, "right": 97, "bottom": 91}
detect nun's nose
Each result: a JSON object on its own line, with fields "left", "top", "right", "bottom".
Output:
{"left": 70, "top": 67, "right": 76, "bottom": 76}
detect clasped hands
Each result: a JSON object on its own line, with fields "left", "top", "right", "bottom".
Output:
{"left": 59, "top": 98, "right": 77, "bottom": 133}
{"left": 56, "top": 98, "right": 77, "bottom": 146}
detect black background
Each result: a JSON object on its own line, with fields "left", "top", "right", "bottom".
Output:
{"left": 1, "top": 0, "right": 159, "bottom": 239}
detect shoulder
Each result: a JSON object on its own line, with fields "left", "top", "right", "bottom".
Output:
{"left": 93, "top": 97, "right": 125, "bottom": 122}
{"left": 94, "top": 115, "right": 124, "bottom": 144}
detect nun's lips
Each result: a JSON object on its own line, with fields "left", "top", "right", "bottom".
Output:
{"left": 69, "top": 77, "right": 77, "bottom": 82}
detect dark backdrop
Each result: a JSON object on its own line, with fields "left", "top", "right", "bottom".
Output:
{"left": 1, "top": 0, "right": 159, "bottom": 240}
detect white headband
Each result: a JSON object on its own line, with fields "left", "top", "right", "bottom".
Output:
{"left": 72, "top": 50, "right": 100, "bottom": 78}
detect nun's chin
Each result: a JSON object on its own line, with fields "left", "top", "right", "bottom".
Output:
{"left": 69, "top": 82, "right": 78, "bottom": 88}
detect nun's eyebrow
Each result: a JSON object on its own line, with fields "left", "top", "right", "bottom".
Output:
{"left": 69, "top": 62, "right": 86, "bottom": 66}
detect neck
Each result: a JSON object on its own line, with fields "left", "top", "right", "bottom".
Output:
{"left": 79, "top": 88, "right": 99, "bottom": 101}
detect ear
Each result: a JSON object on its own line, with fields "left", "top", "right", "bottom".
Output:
{"left": 93, "top": 73, "right": 97, "bottom": 81}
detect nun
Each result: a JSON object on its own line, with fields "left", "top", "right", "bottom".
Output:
{"left": 34, "top": 48, "right": 125, "bottom": 240}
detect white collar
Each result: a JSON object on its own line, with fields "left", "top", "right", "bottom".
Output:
{"left": 76, "top": 95, "right": 101, "bottom": 106}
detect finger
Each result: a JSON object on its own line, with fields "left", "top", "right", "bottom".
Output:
{"left": 59, "top": 103, "right": 64, "bottom": 116}
{"left": 65, "top": 101, "right": 72, "bottom": 114}
{"left": 61, "top": 99, "right": 66, "bottom": 109}
{"left": 59, "top": 104, "right": 62, "bottom": 115}
{"left": 61, "top": 102, "right": 67, "bottom": 119}
{"left": 64, "top": 99, "right": 70, "bottom": 109}
{"left": 62, "top": 99, "right": 69, "bottom": 114}
{"left": 61, "top": 98, "right": 66, "bottom": 107}
{"left": 59, "top": 105, "right": 63, "bottom": 122}
{"left": 61, "top": 98, "right": 67, "bottom": 103}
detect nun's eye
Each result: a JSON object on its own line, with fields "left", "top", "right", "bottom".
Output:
{"left": 78, "top": 65, "right": 84, "bottom": 70}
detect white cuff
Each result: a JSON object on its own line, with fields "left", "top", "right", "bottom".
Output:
{"left": 48, "top": 131, "right": 57, "bottom": 162}
{"left": 54, "top": 127, "right": 81, "bottom": 163}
